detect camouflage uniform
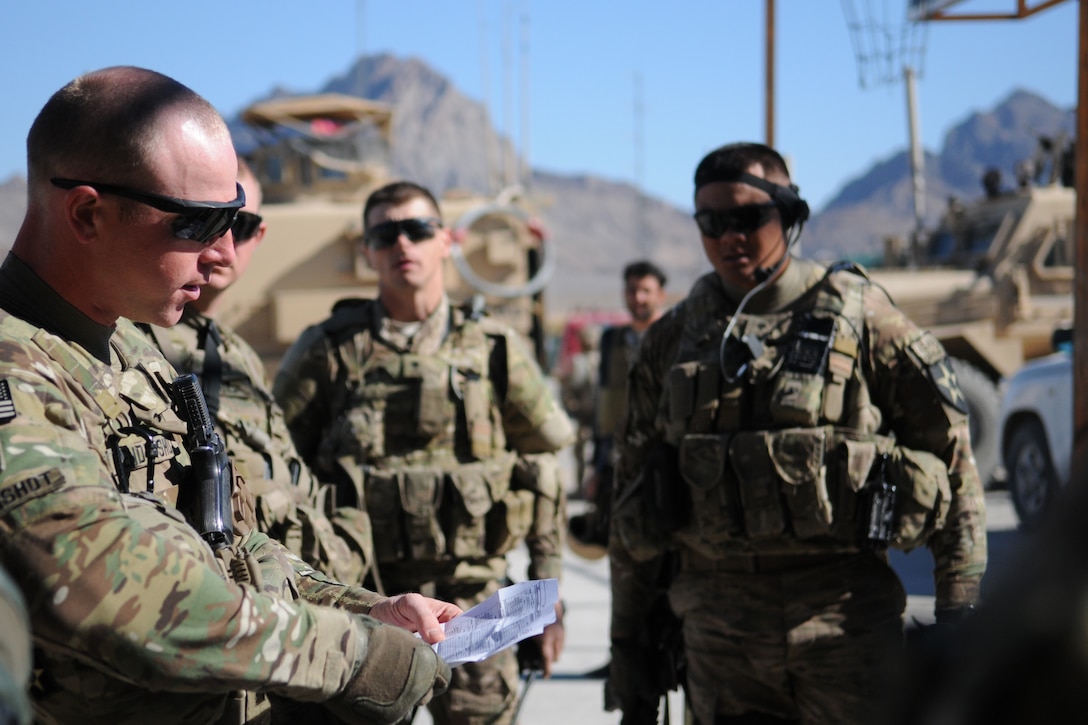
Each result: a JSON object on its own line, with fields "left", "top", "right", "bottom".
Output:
{"left": 0, "top": 254, "right": 442, "bottom": 724}
{"left": 610, "top": 259, "right": 987, "bottom": 724}
{"left": 0, "top": 563, "right": 31, "bottom": 725}
{"left": 142, "top": 309, "right": 366, "bottom": 584}
{"left": 274, "top": 295, "right": 574, "bottom": 725}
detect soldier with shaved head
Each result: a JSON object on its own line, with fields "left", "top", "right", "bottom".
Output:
{"left": 0, "top": 66, "right": 459, "bottom": 725}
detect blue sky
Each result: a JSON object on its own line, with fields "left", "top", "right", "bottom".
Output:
{"left": 0, "top": 1, "right": 1077, "bottom": 213}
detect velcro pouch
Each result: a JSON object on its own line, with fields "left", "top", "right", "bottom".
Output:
{"left": 679, "top": 433, "right": 741, "bottom": 540}
{"left": 406, "top": 356, "right": 449, "bottom": 439}
{"left": 769, "top": 370, "right": 825, "bottom": 428}
{"left": 831, "top": 436, "right": 881, "bottom": 540}
{"left": 729, "top": 431, "right": 788, "bottom": 540}
{"left": 485, "top": 453, "right": 535, "bottom": 555}
{"left": 770, "top": 427, "right": 832, "bottom": 538}
{"left": 365, "top": 470, "right": 407, "bottom": 563}
{"left": 887, "top": 447, "right": 952, "bottom": 551}
{"left": 461, "top": 374, "right": 494, "bottom": 460}
{"left": 446, "top": 465, "right": 493, "bottom": 558}
{"left": 399, "top": 469, "right": 444, "bottom": 560}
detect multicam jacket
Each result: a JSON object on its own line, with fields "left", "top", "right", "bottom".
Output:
{"left": 611, "top": 259, "right": 987, "bottom": 612}
{"left": 273, "top": 296, "right": 574, "bottom": 587}
{"left": 0, "top": 254, "right": 388, "bottom": 724}
{"left": 143, "top": 309, "right": 365, "bottom": 584}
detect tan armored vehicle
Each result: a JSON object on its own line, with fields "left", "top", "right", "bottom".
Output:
{"left": 221, "top": 93, "right": 552, "bottom": 374}
{"left": 870, "top": 137, "right": 1075, "bottom": 486}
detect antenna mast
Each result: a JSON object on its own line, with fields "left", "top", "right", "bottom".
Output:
{"left": 355, "top": 0, "right": 366, "bottom": 60}
{"left": 634, "top": 71, "right": 648, "bottom": 257}
{"left": 519, "top": 0, "right": 531, "bottom": 189}
{"left": 478, "top": 0, "right": 497, "bottom": 194}
{"left": 502, "top": 2, "right": 514, "bottom": 188}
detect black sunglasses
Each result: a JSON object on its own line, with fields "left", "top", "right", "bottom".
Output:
{"left": 693, "top": 202, "right": 778, "bottom": 239}
{"left": 364, "top": 217, "right": 442, "bottom": 250}
{"left": 51, "top": 178, "right": 246, "bottom": 245}
{"left": 231, "top": 211, "right": 263, "bottom": 242}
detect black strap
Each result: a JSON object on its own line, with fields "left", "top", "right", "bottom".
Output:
{"left": 200, "top": 319, "right": 223, "bottom": 421}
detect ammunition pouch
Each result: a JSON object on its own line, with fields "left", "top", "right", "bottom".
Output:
{"left": 669, "top": 426, "right": 952, "bottom": 552}
{"left": 365, "top": 452, "right": 531, "bottom": 564}
{"left": 296, "top": 481, "right": 372, "bottom": 586}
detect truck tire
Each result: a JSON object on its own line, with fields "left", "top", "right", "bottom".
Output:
{"left": 1004, "top": 419, "right": 1058, "bottom": 529}
{"left": 949, "top": 358, "right": 1001, "bottom": 489}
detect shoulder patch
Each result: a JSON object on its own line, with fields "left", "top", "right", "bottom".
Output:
{"left": 0, "top": 470, "right": 64, "bottom": 517}
{"left": 927, "top": 357, "right": 970, "bottom": 415}
{"left": 0, "top": 380, "right": 16, "bottom": 424}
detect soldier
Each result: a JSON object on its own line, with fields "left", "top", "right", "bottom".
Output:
{"left": 274, "top": 180, "right": 575, "bottom": 725}
{"left": 0, "top": 66, "right": 461, "bottom": 724}
{"left": 569, "top": 260, "right": 668, "bottom": 562}
{"left": 608, "top": 142, "right": 987, "bottom": 724}
{"left": 140, "top": 157, "right": 366, "bottom": 585}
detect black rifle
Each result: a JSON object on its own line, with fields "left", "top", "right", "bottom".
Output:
{"left": 170, "top": 373, "right": 234, "bottom": 551}
{"left": 646, "top": 553, "right": 685, "bottom": 699}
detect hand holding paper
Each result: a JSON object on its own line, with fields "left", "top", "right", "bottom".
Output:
{"left": 432, "top": 579, "right": 560, "bottom": 667}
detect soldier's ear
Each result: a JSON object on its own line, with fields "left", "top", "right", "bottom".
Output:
{"left": 437, "top": 226, "right": 452, "bottom": 260}
{"left": 59, "top": 185, "right": 105, "bottom": 246}
{"left": 360, "top": 240, "right": 377, "bottom": 270}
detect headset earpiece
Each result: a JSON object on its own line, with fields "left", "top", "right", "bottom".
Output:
{"left": 693, "top": 142, "right": 810, "bottom": 231}
{"left": 772, "top": 183, "right": 810, "bottom": 230}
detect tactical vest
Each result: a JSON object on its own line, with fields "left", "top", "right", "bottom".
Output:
{"left": 317, "top": 300, "right": 536, "bottom": 567}
{"left": 21, "top": 318, "right": 192, "bottom": 503}
{"left": 144, "top": 318, "right": 366, "bottom": 586}
{"left": 11, "top": 318, "right": 282, "bottom": 724}
{"left": 145, "top": 320, "right": 302, "bottom": 520}
{"left": 660, "top": 267, "right": 950, "bottom": 559}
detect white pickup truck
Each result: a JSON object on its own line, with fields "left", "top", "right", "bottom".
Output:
{"left": 998, "top": 328, "right": 1073, "bottom": 528}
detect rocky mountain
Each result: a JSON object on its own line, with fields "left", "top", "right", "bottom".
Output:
{"left": 803, "top": 89, "right": 1075, "bottom": 262}
{"left": 0, "top": 59, "right": 1074, "bottom": 314}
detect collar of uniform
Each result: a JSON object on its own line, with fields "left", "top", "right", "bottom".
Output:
{"left": 377, "top": 295, "right": 451, "bottom": 355}
{"left": 0, "top": 252, "right": 114, "bottom": 363}
{"left": 179, "top": 305, "right": 208, "bottom": 331}
{"left": 715, "top": 256, "right": 825, "bottom": 314}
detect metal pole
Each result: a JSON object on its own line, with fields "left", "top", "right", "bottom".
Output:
{"left": 765, "top": 0, "right": 775, "bottom": 147}
{"left": 904, "top": 65, "right": 927, "bottom": 267}
{"left": 1071, "top": 0, "right": 1088, "bottom": 487}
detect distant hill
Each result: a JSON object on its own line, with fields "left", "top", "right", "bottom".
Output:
{"left": 0, "top": 61, "right": 1075, "bottom": 314}
{"left": 803, "top": 88, "right": 1075, "bottom": 261}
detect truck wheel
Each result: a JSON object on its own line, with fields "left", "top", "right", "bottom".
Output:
{"left": 949, "top": 358, "right": 1001, "bottom": 489}
{"left": 1005, "top": 419, "right": 1058, "bottom": 529}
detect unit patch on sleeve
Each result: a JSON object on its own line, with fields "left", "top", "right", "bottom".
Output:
{"left": 0, "top": 380, "right": 16, "bottom": 424}
{"left": 928, "top": 358, "right": 970, "bottom": 415}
